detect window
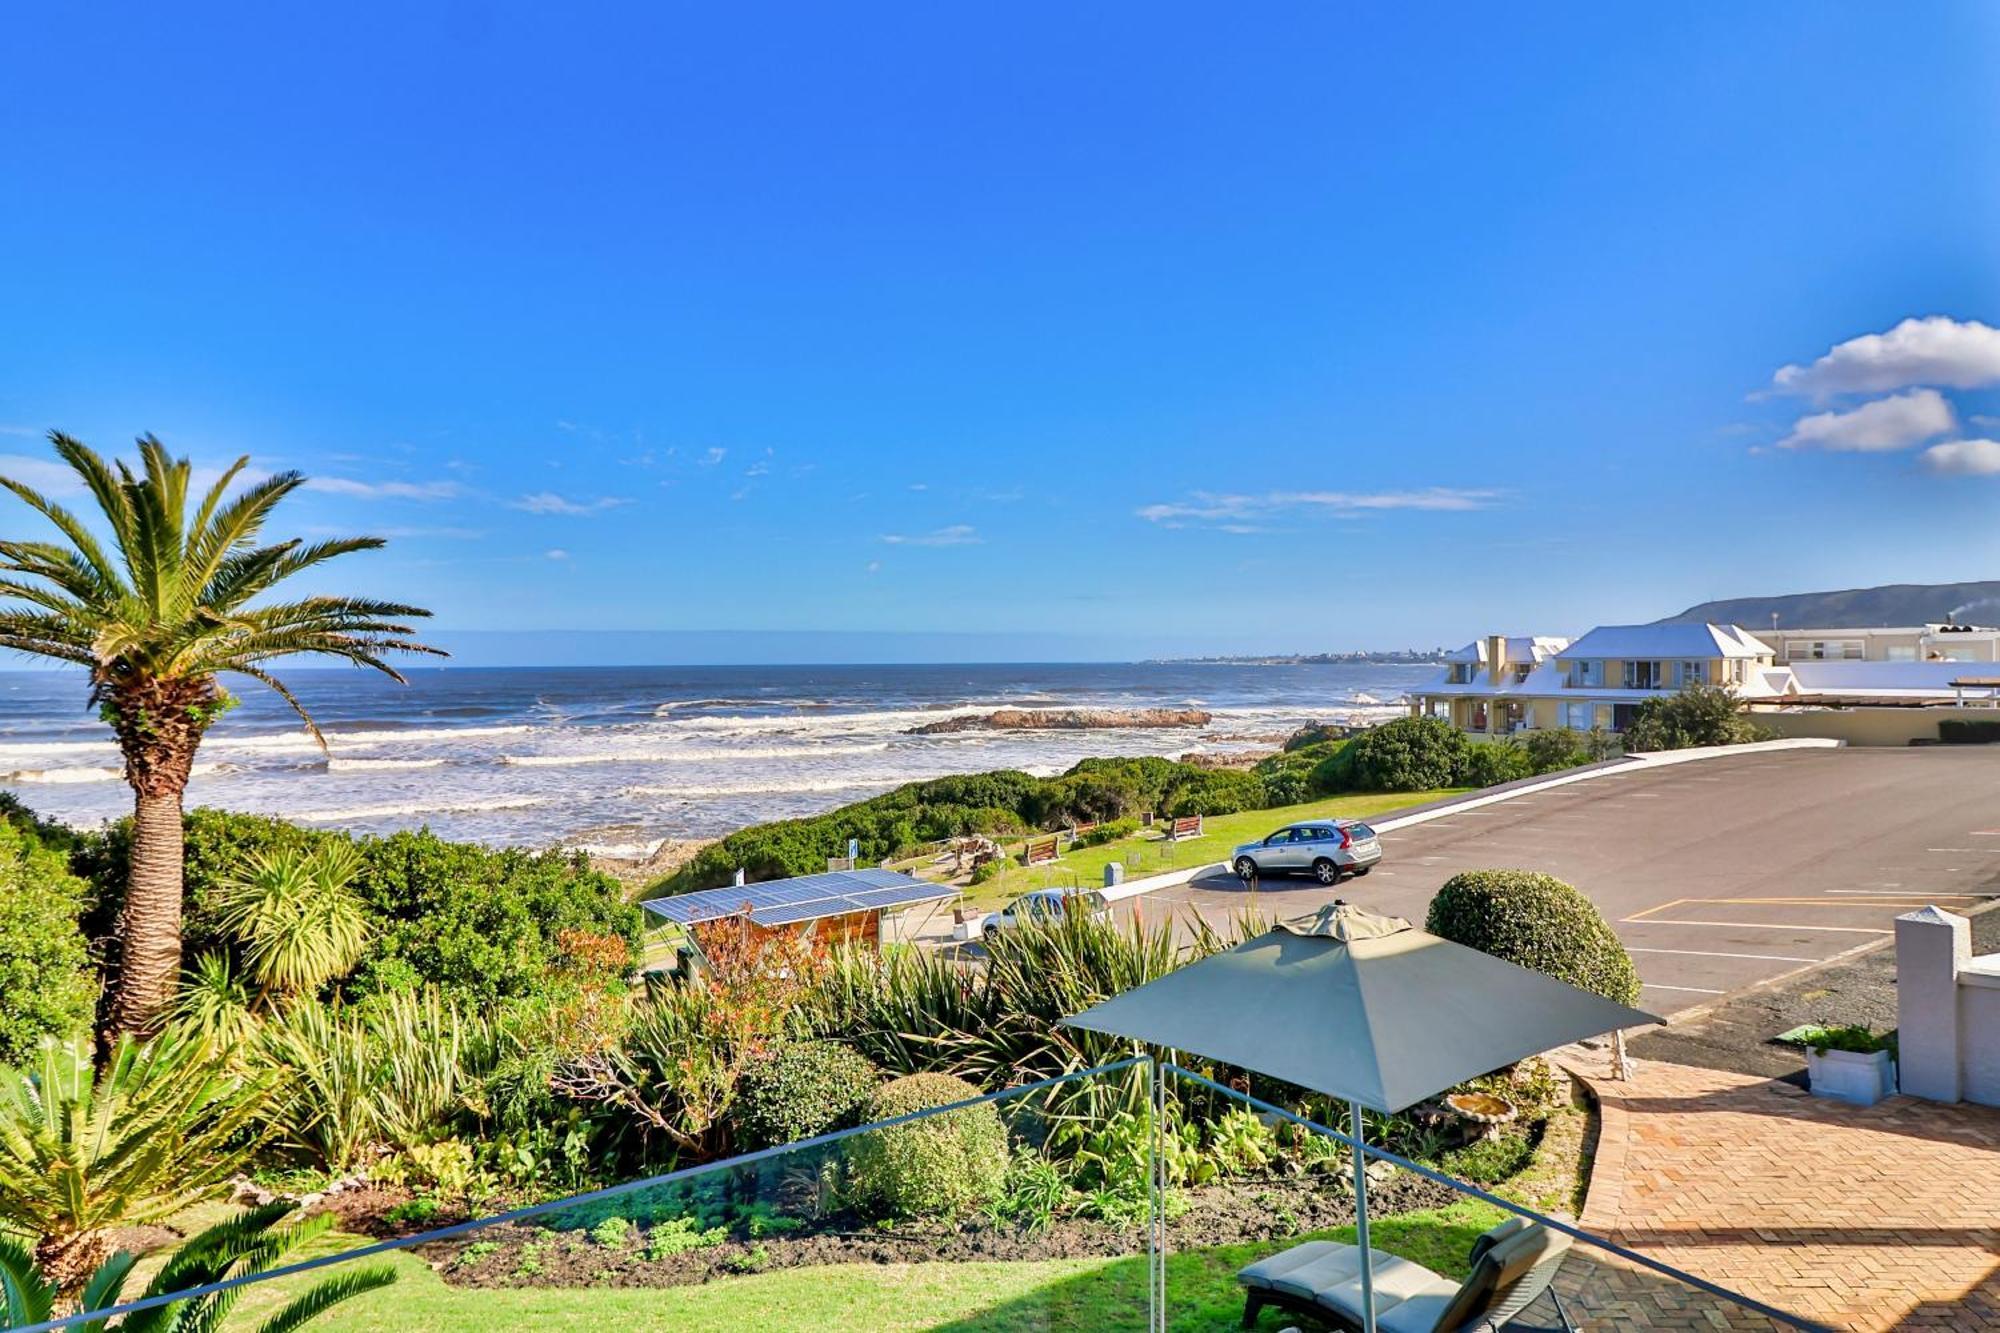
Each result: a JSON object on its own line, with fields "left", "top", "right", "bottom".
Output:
{"left": 1678, "top": 660, "right": 1707, "bottom": 687}
{"left": 1887, "top": 645, "right": 1918, "bottom": 662}
{"left": 1623, "top": 660, "right": 1663, "bottom": 689}
{"left": 1513, "top": 662, "right": 1533, "bottom": 683}
{"left": 1563, "top": 702, "right": 1594, "bottom": 730}
{"left": 1569, "top": 660, "right": 1599, "bottom": 687}
{"left": 1447, "top": 663, "right": 1472, "bottom": 684}
{"left": 1787, "top": 639, "right": 1863, "bottom": 661}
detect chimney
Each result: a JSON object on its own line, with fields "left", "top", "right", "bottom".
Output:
{"left": 1486, "top": 634, "right": 1508, "bottom": 683}
{"left": 733, "top": 868, "right": 747, "bottom": 887}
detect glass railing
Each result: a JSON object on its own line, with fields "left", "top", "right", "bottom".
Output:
{"left": 4, "top": 1056, "right": 1822, "bottom": 1332}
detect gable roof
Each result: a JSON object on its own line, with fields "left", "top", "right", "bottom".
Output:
{"left": 1441, "top": 635, "right": 1570, "bottom": 664}
{"left": 1556, "top": 623, "right": 1773, "bottom": 661}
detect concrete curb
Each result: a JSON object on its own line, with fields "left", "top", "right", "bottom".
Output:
{"left": 1096, "top": 736, "right": 1846, "bottom": 908}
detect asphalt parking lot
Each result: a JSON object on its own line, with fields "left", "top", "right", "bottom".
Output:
{"left": 1132, "top": 746, "right": 2000, "bottom": 1014}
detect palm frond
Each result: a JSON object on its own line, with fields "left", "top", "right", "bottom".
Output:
{"left": 252, "top": 1265, "right": 398, "bottom": 1333}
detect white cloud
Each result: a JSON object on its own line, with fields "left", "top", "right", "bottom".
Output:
{"left": 879, "top": 524, "right": 981, "bottom": 547}
{"left": 304, "top": 477, "right": 462, "bottom": 500}
{"left": 744, "top": 460, "right": 771, "bottom": 478}
{"left": 545, "top": 548, "right": 571, "bottom": 560}
{"left": 698, "top": 447, "right": 727, "bottom": 466}
{"left": 0, "top": 453, "right": 86, "bottom": 495}
{"left": 1778, "top": 388, "right": 1955, "bottom": 452}
{"left": 865, "top": 560, "right": 882, "bottom": 574}
{"left": 1771, "top": 316, "right": 2000, "bottom": 397}
{"left": 511, "top": 491, "right": 632, "bottom": 516}
{"left": 1920, "top": 439, "right": 2000, "bottom": 476}
{"left": 1137, "top": 487, "right": 1499, "bottom": 528}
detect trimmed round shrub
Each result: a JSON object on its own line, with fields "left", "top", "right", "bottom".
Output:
{"left": 1425, "top": 869, "right": 1641, "bottom": 1005}
{"left": 735, "top": 1041, "right": 880, "bottom": 1150}
{"left": 846, "top": 1073, "right": 1008, "bottom": 1219}
{"left": 1346, "top": 717, "right": 1471, "bottom": 792}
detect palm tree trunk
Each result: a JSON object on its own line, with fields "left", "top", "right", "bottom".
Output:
{"left": 111, "top": 784, "right": 188, "bottom": 1038}
{"left": 102, "top": 673, "right": 218, "bottom": 1041}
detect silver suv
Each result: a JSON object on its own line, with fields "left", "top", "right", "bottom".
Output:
{"left": 983, "top": 888, "right": 1112, "bottom": 940}
{"left": 1231, "top": 820, "right": 1382, "bottom": 885}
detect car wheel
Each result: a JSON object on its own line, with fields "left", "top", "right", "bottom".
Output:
{"left": 1234, "top": 856, "right": 1259, "bottom": 881}
{"left": 1350, "top": 865, "right": 1373, "bottom": 877}
{"left": 1312, "top": 858, "right": 1341, "bottom": 885}
{"left": 982, "top": 923, "right": 1001, "bottom": 941}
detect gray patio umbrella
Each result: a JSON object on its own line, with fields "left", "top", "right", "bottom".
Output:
{"left": 1061, "top": 901, "right": 1659, "bottom": 1333}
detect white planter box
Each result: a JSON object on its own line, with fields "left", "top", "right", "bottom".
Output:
{"left": 1806, "top": 1047, "right": 1897, "bottom": 1106}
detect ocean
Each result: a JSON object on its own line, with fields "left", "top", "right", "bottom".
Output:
{"left": 0, "top": 662, "right": 1429, "bottom": 851}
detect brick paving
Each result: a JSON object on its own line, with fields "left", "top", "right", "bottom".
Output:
{"left": 1554, "top": 1056, "right": 2000, "bottom": 1331}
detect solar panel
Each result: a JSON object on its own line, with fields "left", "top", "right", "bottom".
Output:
{"left": 642, "top": 867, "right": 955, "bottom": 931}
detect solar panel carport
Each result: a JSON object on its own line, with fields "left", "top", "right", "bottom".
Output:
{"left": 640, "top": 867, "right": 959, "bottom": 932}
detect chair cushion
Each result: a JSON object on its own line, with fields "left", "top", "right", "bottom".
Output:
{"left": 1468, "top": 1214, "right": 1534, "bottom": 1266}
{"left": 1315, "top": 1253, "right": 1462, "bottom": 1324}
{"left": 1237, "top": 1240, "right": 1354, "bottom": 1293}
{"left": 1377, "top": 1289, "right": 1464, "bottom": 1333}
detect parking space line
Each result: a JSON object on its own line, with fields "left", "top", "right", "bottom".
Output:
{"left": 1626, "top": 918, "right": 1891, "bottom": 934}
{"left": 1643, "top": 982, "right": 1727, "bottom": 994}
{"left": 1823, "top": 888, "right": 1996, "bottom": 898}
{"left": 1627, "top": 946, "right": 1819, "bottom": 963}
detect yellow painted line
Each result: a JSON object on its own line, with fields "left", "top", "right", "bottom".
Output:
{"left": 1621, "top": 918, "right": 1891, "bottom": 934}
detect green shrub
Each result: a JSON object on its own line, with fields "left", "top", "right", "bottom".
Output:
{"left": 1425, "top": 869, "right": 1641, "bottom": 1005}
{"left": 1520, "top": 728, "right": 1595, "bottom": 774}
{"left": 734, "top": 1041, "right": 880, "bottom": 1150}
{"left": 1459, "top": 740, "right": 1533, "bottom": 788}
{"left": 0, "top": 820, "right": 95, "bottom": 1064}
{"left": 1282, "top": 723, "right": 1349, "bottom": 753}
{"left": 1621, "top": 683, "right": 1769, "bottom": 753}
{"left": 1205, "top": 1106, "right": 1278, "bottom": 1176}
{"left": 846, "top": 1073, "right": 1008, "bottom": 1219}
{"left": 1939, "top": 718, "right": 2000, "bottom": 744}
{"left": 1346, "top": 717, "right": 1471, "bottom": 792}
{"left": 644, "top": 1215, "right": 727, "bottom": 1258}
{"left": 1438, "top": 1132, "right": 1535, "bottom": 1184}
{"left": 73, "top": 809, "right": 641, "bottom": 1006}
{"left": 1789, "top": 1024, "right": 1897, "bottom": 1057}
{"left": 1162, "top": 769, "right": 1266, "bottom": 818}
{"left": 984, "top": 1153, "right": 1071, "bottom": 1233}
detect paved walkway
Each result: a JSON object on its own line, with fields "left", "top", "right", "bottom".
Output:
{"left": 1557, "top": 1057, "right": 2000, "bottom": 1330}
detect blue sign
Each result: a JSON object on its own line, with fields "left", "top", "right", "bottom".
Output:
{"left": 847, "top": 838, "right": 859, "bottom": 860}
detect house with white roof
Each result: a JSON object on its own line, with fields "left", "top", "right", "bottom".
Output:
{"left": 1412, "top": 623, "right": 1782, "bottom": 737}
{"left": 1411, "top": 619, "right": 2000, "bottom": 743}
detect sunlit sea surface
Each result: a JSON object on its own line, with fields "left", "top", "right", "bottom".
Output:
{"left": 0, "top": 662, "right": 1431, "bottom": 851}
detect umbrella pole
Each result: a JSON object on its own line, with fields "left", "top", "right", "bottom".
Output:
{"left": 1150, "top": 1056, "right": 1167, "bottom": 1332}
{"left": 1351, "top": 1099, "right": 1377, "bottom": 1333}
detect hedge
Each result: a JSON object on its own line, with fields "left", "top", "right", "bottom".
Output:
{"left": 1346, "top": 717, "right": 1472, "bottom": 791}
{"left": 734, "top": 1041, "right": 880, "bottom": 1150}
{"left": 845, "top": 1073, "right": 1008, "bottom": 1219}
{"left": 1424, "top": 868, "right": 1641, "bottom": 1005}
{"left": 0, "top": 819, "right": 96, "bottom": 1064}
{"left": 1939, "top": 718, "right": 2000, "bottom": 745}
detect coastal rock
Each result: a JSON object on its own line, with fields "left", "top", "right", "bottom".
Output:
{"left": 906, "top": 707, "right": 1212, "bottom": 736}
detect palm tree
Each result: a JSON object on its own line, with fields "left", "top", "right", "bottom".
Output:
{"left": 0, "top": 433, "right": 440, "bottom": 1037}
{"left": 0, "top": 1032, "right": 269, "bottom": 1292}
{"left": 0, "top": 1201, "right": 395, "bottom": 1326}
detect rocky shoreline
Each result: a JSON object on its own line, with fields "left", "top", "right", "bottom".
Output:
{"left": 906, "top": 707, "right": 1212, "bottom": 736}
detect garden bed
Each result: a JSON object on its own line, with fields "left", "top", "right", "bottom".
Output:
{"left": 417, "top": 1170, "right": 1458, "bottom": 1291}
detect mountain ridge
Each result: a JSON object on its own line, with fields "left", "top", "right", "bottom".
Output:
{"left": 1661, "top": 581, "right": 2000, "bottom": 630}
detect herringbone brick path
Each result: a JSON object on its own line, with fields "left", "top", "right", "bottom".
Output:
{"left": 1555, "top": 1056, "right": 2000, "bottom": 1331}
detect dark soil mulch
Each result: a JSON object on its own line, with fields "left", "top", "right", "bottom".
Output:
{"left": 421, "top": 1170, "right": 1458, "bottom": 1290}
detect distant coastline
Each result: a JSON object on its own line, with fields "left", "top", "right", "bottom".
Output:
{"left": 1151, "top": 650, "right": 1445, "bottom": 666}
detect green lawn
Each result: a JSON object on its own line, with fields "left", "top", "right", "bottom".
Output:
{"left": 236, "top": 1199, "right": 1504, "bottom": 1332}
{"left": 958, "top": 788, "right": 1465, "bottom": 912}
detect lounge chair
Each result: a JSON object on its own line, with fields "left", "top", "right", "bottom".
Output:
{"left": 1236, "top": 1216, "right": 1575, "bottom": 1331}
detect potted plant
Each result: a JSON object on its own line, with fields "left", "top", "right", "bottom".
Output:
{"left": 1797, "top": 1025, "right": 1898, "bottom": 1106}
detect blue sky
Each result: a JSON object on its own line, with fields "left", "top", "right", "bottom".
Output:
{"left": 3, "top": 3, "right": 1998, "bottom": 662}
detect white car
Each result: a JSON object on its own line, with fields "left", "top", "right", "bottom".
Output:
{"left": 983, "top": 888, "right": 1112, "bottom": 940}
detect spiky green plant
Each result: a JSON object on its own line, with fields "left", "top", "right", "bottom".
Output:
{"left": 172, "top": 953, "right": 261, "bottom": 1049}
{"left": 0, "top": 432, "right": 440, "bottom": 1037}
{"left": 251, "top": 989, "right": 499, "bottom": 1171}
{"left": 0, "top": 1203, "right": 394, "bottom": 1328}
{"left": 0, "top": 1032, "right": 268, "bottom": 1292}
{"left": 212, "top": 842, "right": 371, "bottom": 1000}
